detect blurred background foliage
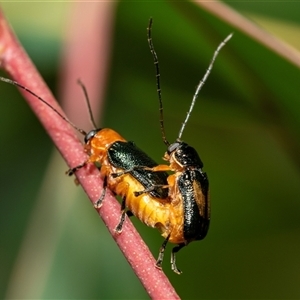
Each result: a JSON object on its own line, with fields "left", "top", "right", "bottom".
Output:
{"left": 0, "top": 1, "right": 300, "bottom": 299}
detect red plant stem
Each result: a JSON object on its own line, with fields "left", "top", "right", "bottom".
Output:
{"left": 0, "top": 6, "right": 179, "bottom": 300}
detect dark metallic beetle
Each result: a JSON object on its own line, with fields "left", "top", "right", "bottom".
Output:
{"left": 144, "top": 18, "right": 232, "bottom": 274}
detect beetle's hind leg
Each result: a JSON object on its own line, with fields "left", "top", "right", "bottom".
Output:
{"left": 171, "top": 243, "right": 185, "bottom": 275}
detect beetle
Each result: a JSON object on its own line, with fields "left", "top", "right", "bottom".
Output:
{"left": 0, "top": 76, "right": 170, "bottom": 235}
{"left": 141, "top": 18, "right": 233, "bottom": 274}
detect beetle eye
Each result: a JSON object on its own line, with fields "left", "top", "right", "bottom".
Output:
{"left": 84, "top": 129, "right": 99, "bottom": 144}
{"left": 167, "top": 142, "right": 180, "bottom": 154}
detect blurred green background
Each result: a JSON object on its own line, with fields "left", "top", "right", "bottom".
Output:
{"left": 1, "top": 2, "right": 300, "bottom": 299}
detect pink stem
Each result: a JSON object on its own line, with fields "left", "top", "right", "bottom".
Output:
{"left": 0, "top": 6, "right": 179, "bottom": 299}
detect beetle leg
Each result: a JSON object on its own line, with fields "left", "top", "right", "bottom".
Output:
{"left": 94, "top": 176, "right": 108, "bottom": 209}
{"left": 144, "top": 164, "right": 171, "bottom": 172}
{"left": 171, "top": 243, "right": 185, "bottom": 274}
{"left": 111, "top": 170, "right": 130, "bottom": 178}
{"left": 134, "top": 184, "right": 168, "bottom": 196}
{"left": 115, "top": 195, "right": 127, "bottom": 233}
{"left": 111, "top": 165, "right": 148, "bottom": 178}
{"left": 66, "top": 161, "right": 86, "bottom": 176}
{"left": 155, "top": 234, "right": 170, "bottom": 270}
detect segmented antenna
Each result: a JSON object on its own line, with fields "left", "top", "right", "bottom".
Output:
{"left": 177, "top": 33, "right": 233, "bottom": 140}
{"left": 0, "top": 76, "right": 87, "bottom": 136}
{"left": 77, "top": 79, "right": 98, "bottom": 129}
{"left": 147, "top": 18, "right": 170, "bottom": 147}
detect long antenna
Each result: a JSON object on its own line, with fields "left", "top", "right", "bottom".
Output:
{"left": 77, "top": 79, "right": 98, "bottom": 129}
{"left": 177, "top": 33, "right": 233, "bottom": 140}
{"left": 147, "top": 18, "right": 170, "bottom": 147}
{"left": 0, "top": 76, "right": 87, "bottom": 136}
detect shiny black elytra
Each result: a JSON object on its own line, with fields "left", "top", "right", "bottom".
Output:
{"left": 171, "top": 142, "right": 210, "bottom": 241}
{"left": 107, "top": 140, "right": 169, "bottom": 199}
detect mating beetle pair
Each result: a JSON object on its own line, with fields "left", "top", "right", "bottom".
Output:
{"left": 0, "top": 19, "right": 231, "bottom": 274}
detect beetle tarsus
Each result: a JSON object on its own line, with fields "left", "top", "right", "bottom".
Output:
{"left": 171, "top": 243, "right": 185, "bottom": 274}
{"left": 115, "top": 211, "right": 126, "bottom": 233}
{"left": 66, "top": 162, "right": 86, "bottom": 176}
{"left": 94, "top": 176, "right": 108, "bottom": 208}
{"left": 155, "top": 234, "right": 170, "bottom": 270}
{"left": 115, "top": 195, "right": 127, "bottom": 233}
